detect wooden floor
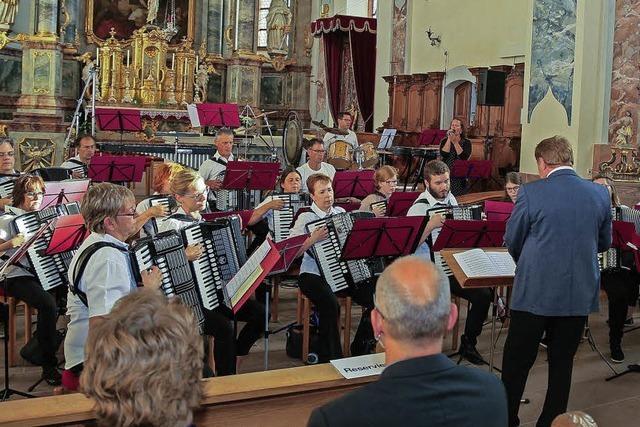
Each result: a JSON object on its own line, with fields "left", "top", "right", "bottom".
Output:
{"left": 1, "top": 285, "right": 639, "bottom": 426}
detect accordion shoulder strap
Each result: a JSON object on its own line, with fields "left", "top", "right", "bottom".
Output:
{"left": 71, "top": 241, "right": 127, "bottom": 308}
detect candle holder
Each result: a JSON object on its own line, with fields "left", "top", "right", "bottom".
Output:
{"left": 165, "top": 69, "right": 177, "bottom": 105}
{"left": 122, "top": 66, "right": 135, "bottom": 103}
{"left": 107, "top": 62, "right": 118, "bottom": 103}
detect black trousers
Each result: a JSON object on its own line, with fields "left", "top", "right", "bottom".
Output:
{"left": 298, "top": 273, "right": 375, "bottom": 362}
{"left": 501, "top": 310, "right": 586, "bottom": 427}
{"left": 449, "top": 276, "right": 492, "bottom": 345}
{"left": 202, "top": 298, "right": 265, "bottom": 376}
{"left": 601, "top": 267, "right": 640, "bottom": 346}
{"left": 4, "top": 276, "right": 59, "bottom": 367}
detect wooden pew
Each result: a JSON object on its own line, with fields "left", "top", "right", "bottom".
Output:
{"left": 0, "top": 364, "right": 377, "bottom": 426}
{"left": 457, "top": 190, "right": 505, "bottom": 205}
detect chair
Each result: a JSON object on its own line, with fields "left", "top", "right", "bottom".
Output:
{"left": 297, "top": 290, "right": 352, "bottom": 364}
{"left": 0, "top": 290, "right": 34, "bottom": 367}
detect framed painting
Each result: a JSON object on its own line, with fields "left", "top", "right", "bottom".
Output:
{"left": 86, "top": 0, "right": 195, "bottom": 44}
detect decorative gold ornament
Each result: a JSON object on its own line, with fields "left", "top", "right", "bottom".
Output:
{"left": 18, "top": 138, "right": 56, "bottom": 172}
{"left": 0, "top": 124, "right": 8, "bottom": 137}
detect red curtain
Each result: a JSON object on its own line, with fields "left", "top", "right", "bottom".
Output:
{"left": 312, "top": 15, "right": 376, "bottom": 131}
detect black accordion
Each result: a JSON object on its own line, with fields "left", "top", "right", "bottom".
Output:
{"left": 12, "top": 202, "right": 81, "bottom": 291}
{"left": 306, "top": 211, "right": 383, "bottom": 293}
{"left": 181, "top": 216, "right": 248, "bottom": 310}
{"left": 268, "top": 193, "right": 310, "bottom": 242}
{"left": 130, "top": 230, "right": 205, "bottom": 329}
{"left": 212, "top": 171, "right": 261, "bottom": 211}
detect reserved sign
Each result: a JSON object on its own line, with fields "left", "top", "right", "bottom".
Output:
{"left": 330, "top": 353, "right": 386, "bottom": 379}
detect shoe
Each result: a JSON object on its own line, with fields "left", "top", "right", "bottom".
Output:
{"left": 539, "top": 335, "right": 549, "bottom": 349}
{"left": 610, "top": 346, "right": 625, "bottom": 364}
{"left": 42, "top": 366, "right": 62, "bottom": 386}
{"left": 624, "top": 317, "right": 634, "bottom": 326}
{"left": 459, "top": 335, "right": 484, "bottom": 365}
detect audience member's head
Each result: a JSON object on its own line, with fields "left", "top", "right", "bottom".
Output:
{"left": 591, "top": 174, "right": 619, "bottom": 207}
{"left": 81, "top": 182, "right": 136, "bottom": 240}
{"left": 534, "top": 136, "right": 573, "bottom": 178}
{"left": 81, "top": 289, "right": 203, "bottom": 427}
{"left": 551, "top": 411, "right": 598, "bottom": 427}
{"left": 372, "top": 256, "right": 457, "bottom": 364}
{"left": 152, "top": 162, "right": 185, "bottom": 194}
{"left": 423, "top": 160, "right": 451, "bottom": 200}
{"left": 504, "top": 172, "right": 523, "bottom": 203}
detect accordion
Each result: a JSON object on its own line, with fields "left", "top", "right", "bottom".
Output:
{"left": 426, "top": 204, "right": 483, "bottom": 276}
{"left": 306, "top": 211, "right": 383, "bottom": 293}
{"left": 12, "top": 202, "right": 81, "bottom": 290}
{"left": 130, "top": 230, "right": 205, "bottom": 329}
{"left": 268, "top": 193, "right": 310, "bottom": 242}
{"left": 212, "top": 171, "right": 260, "bottom": 211}
{"left": 370, "top": 199, "right": 387, "bottom": 215}
{"left": 181, "top": 216, "right": 248, "bottom": 310}
{"left": 0, "top": 176, "right": 18, "bottom": 199}
{"left": 144, "top": 195, "right": 178, "bottom": 236}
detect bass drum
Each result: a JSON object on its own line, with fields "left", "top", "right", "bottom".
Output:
{"left": 282, "top": 111, "right": 304, "bottom": 167}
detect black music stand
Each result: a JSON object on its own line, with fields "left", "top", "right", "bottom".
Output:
{"left": 340, "top": 216, "right": 427, "bottom": 261}
{"left": 88, "top": 155, "right": 147, "bottom": 183}
{"left": 41, "top": 179, "right": 90, "bottom": 210}
{"left": 386, "top": 191, "right": 421, "bottom": 217}
{"left": 432, "top": 220, "right": 506, "bottom": 252}
{"left": 606, "top": 221, "right": 640, "bottom": 381}
{"left": 45, "top": 215, "right": 89, "bottom": 256}
{"left": 333, "top": 170, "right": 375, "bottom": 200}
{"left": 196, "top": 103, "right": 241, "bottom": 129}
{"left": 95, "top": 108, "right": 142, "bottom": 142}
{"left": 0, "top": 220, "right": 54, "bottom": 401}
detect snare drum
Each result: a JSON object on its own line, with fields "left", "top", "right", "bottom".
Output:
{"left": 327, "top": 140, "right": 354, "bottom": 170}
{"left": 360, "top": 142, "right": 379, "bottom": 169}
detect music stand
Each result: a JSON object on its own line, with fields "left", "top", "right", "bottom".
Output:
{"left": 333, "top": 170, "right": 375, "bottom": 199}
{"left": 222, "top": 161, "right": 279, "bottom": 191}
{"left": 340, "top": 216, "right": 427, "bottom": 261}
{"left": 378, "top": 129, "right": 397, "bottom": 151}
{"left": 334, "top": 201, "right": 360, "bottom": 212}
{"left": 44, "top": 214, "right": 89, "bottom": 256}
{"left": 452, "top": 159, "right": 496, "bottom": 192}
{"left": 202, "top": 210, "right": 254, "bottom": 229}
{"left": 432, "top": 220, "right": 506, "bottom": 252}
{"left": 269, "top": 234, "right": 308, "bottom": 275}
{"left": 485, "top": 200, "right": 514, "bottom": 222}
{"left": 88, "top": 155, "right": 147, "bottom": 183}
{"left": 196, "top": 103, "right": 241, "bottom": 128}
{"left": 418, "top": 129, "right": 447, "bottom": 146}
{"left": 41, "top": 179, "right": 90, "bottom": 210}
{"left": 386, "top": 191, "right": 421, "bottom": 217}
{"left": 95, "top": 108, "right": 142, "bottom": 142}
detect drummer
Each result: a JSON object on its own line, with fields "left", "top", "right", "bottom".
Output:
{"left": 322, "top": 112, "right": 358, "bottom": 150}
{"left": 297, "top": 138, "right": 336, "bottom": 193}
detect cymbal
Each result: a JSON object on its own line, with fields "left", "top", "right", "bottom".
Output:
{"left": 311, "top": 120, "right": 348, "bottom": 136}
{"left": 254, "top": 111, "right": 277, "bottom": 119}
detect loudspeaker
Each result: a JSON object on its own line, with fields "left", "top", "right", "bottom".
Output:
{"left": 477, "top": 70, "right": 506, "bottom": 106}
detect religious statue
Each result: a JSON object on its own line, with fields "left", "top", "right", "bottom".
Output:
{"left": 266, "top": 0, "right": 292, "bottom": 54}
{"left": 612, "top": 111, "right": 634, "bottom": 146}
{"left": 146, "top": 0, "right": 159, "bottom": 24}
{"left": 0, "top": 0, "right": 19, "bottom": 31}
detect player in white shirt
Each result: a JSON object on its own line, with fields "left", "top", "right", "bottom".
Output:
{"left": 297, "top": 138, "right": 336, "bottom": 193}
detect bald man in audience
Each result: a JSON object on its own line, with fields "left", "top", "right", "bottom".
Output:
{"left": 307, "top": 256, "right": 507, "bottom": 427}
{"left": 551, "top": 412, "right": 598, "bottom": 427}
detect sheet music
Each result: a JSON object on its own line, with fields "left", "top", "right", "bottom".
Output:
{"left": 226, "top": 239, "right": 271, "bottom": 307}
{"left": 453, "top": 248, "right": 515, "bottom": 278}
{"left": 378, "top": 129, "right": 397, "bottom": 150}
{"left": 187, "top": 104, "right": 201, "bottom": 127}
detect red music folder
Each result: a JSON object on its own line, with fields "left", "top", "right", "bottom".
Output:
{"left": 196, "top": 103, "right": 241, "bottom": 128}
{"left": 88, "top": 155, "right": 147, "bottom": 183}
{"left": 484, "top": 200, "right": 514, "bottom": 222}
{"left": 386, "top": 191, "right": 421, "bottom": 217}
{"left": 41, "top": 179, "right": 90, "bottom": 210}
{"left": 226, "top": 239, "right": 280, "bottom": 313}
{"left": 432, "top": 220, "right": 506, "bottom": 251}
{"left": 332, "top": 170, "right": 375, "bottom": 199}
{"left": 202, "top": 210, "right": 254, "bottom": 229}
{"left": 222, "top": 161, "right": 280, "bottom": 191}
{"left": 45, "top": 214, "right": 89, "bottom": 255}
{"left": 340, "top": 216, "right": 427, "bottom": 260}
{"left": 418, "top": 129, "right": 447, "bottom": 146}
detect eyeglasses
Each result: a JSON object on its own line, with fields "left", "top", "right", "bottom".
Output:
{"left": 116, "top": 208, "right": 137, "bottom": 218}
{"left": 25, "top": 191, "right": 43, "bottom": 198}
{"left": 505, "top": 186, "right": 520, "bottom": 193}
{"left": 0, "top": 152, "right": 15, "bottom": 158}
{"left": 310, "top": 149, "right": 326, "bottom": 153}
{"left": 383, "top": 180, "right": 398, "bottom": 185}
{"left": 180, "top": 191, "right": 208, "bottom": 201}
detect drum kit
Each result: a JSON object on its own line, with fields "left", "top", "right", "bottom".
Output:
{"left": 311, "top": 120, "right": 379, "bottom": 170}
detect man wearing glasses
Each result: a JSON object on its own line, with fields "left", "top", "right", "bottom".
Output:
{"left": 198, "top": 128, "right": 235, "bottom": 211}
{"left": 307, "top": 256, "right": 507, "bottom": 427}
{"left": 64, "top": 183, "right": 161, "bottom": 386}
{"left": 60, "top": 134, "right": 97, "bottom": 179}
{"left": 297, "top": 138, "right": 336, "bottom": 193}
